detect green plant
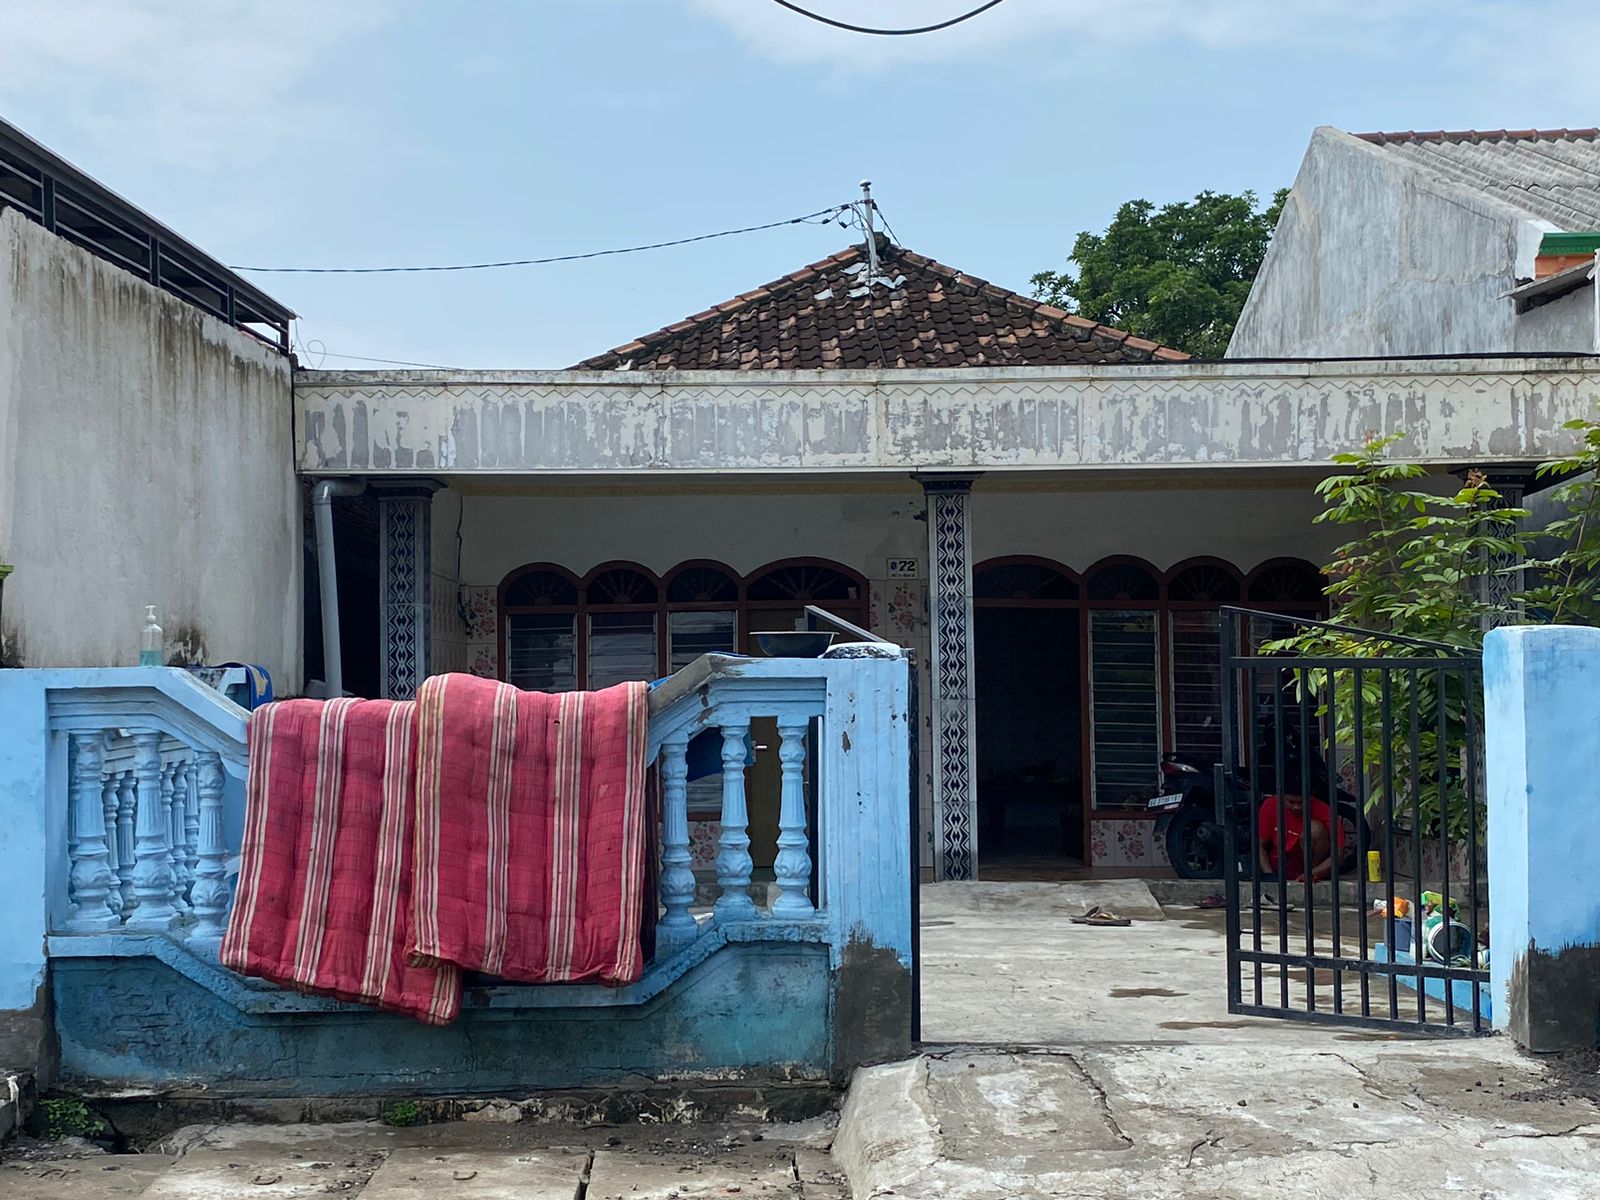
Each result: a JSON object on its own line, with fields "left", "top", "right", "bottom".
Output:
{"left": 1272, "top": 433, "right": 1526, "bottom": 839}
{"left": 41, "top": 1097, "right": 108, "bottom": 1140}
{"left": 379, "top": 1099, "right": 421, "bottom": 1127}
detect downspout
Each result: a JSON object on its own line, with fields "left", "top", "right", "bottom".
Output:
{"left": 311, "top": 478, "right": 365, "bottom": 697}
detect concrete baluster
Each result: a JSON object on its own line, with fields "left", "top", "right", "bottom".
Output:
{"left": 189, "top": 751, "right": 231, "bottom": 942}
{"left": 183, "top": 759, "right": 202, "bottom": 901}
{"left": 66, "top": 732, "right": 121, "bottom": 931}
{"left": 161, "top": 761, "right": 191, "bottom": 913}
{"left": 115, "top": 771, "right": 137, "bottom": 915}
{"left": 714, "top": 722, "right": 757, "bottom": 922}
{"left": 128, "top": 732, "right": 178, "bottom": 930}
{"left": 101, "top": 770, "right": 123, "bottom": 918}
{"left": 772, "top": 719, "right": 815, "bottom": 915}
{"left": 656, "top": 738, "right": 697, "bottom": 954}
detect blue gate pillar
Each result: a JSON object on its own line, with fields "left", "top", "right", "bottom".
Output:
{"left": 1485, "top": 624, "right": 1600, "bottom": 1050}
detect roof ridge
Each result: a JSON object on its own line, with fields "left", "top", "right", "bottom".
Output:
{"left": 889, "top": 244, "right": 1188, "bottom": 359}
{"left": 1356, "top": 128, "right": 1600, "bottom": 145}
{"left": 575, "top": 241, "right": 871, "bottom": 367}
{"left": 573, "top": 237, "right": 1189, "bottom": 370}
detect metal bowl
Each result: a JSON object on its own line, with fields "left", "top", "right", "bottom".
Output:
{"left": 753, "top": 631, "right": 836, "bottom": 659}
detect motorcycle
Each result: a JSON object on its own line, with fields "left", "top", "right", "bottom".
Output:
{"left": 1148, "top": 725, "right": 1373, "bottom": 881}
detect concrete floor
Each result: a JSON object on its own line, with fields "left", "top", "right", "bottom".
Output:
{"left": 866, "top": 880, "right": 1600, "bottom": 1199}
{"left": 7, "top": 881, "right": 1594, "bottom": 1199}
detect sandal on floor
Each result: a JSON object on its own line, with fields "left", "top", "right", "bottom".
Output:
{"left": 1196, "top": 894, "right": 1225, "bottom": 910}
{"left": 1070, "top": 905, "right": 1132, "bottom": 926}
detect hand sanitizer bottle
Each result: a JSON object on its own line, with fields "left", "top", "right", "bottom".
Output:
{"left": 140, "top": 605, "right": 164, "bottom": 667}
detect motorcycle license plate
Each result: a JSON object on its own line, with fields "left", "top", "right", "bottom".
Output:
{"left": 1147, "top": 793, "right": 1185, "bottom": 811}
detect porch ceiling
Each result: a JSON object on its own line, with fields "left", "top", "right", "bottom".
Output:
{"left": 293, "top": 358, "right": 1600, "bottom": 477}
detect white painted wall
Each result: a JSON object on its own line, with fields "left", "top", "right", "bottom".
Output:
{"left": 0, "top": 211, "right": 302, "bottom": 689}
{"left": 1230, "top": 127, "right": 1585, "bottom": 358}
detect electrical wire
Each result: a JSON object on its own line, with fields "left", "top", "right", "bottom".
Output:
{"left": 766, "top": 0, "right": 1008, "bottom": 36}
{"left": 228, "top": 204, "right": 852, "bottom": 274}
{"left": 307, "top": 350, "right": 465, "bottom": 369}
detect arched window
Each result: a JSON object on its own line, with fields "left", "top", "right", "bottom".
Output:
{"left": 497, "top": 558, "right": 868, "bottom": 687}
{"left": 1165, "top": 559, "right": 1245, "bottom": 764}
{"left": 744, "top": 559, "right": 867, "bottom": 652}
{"left": 1084, "top": 559, "right": 1163, "bottom": 810}
{"left": 499, "top": 564, "right": 582, "bottom": 692}
{"left": 663, "top": 561, "right": 742, "bottom": 673}
{"left": 1247, "top": 558, "right": 1326, "bottom": 608}
{"left": 584, "top": 563, "right": 661, "bottom": 689}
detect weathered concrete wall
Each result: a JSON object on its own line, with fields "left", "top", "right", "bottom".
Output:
{"left": 0, "top": 210, "right": 301, "bottom": 689}
{"left": 1231, "top": 126, "right": 1591, "bottom": 358}
{"left": 294, "top": 357, "right": 1600, "bottom": 477}
{"left": 1486, "top": 625, "right": 1600, "bottom": 1051}
{"left": 52, "top": 941, "right": 830, "bottom": 1094}
{"left": 1514, "top": 286, "right": 1597, "bottom": 354}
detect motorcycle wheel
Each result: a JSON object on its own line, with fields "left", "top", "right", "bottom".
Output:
{"left": 1164, "top": 805, "right": 1224, "bottom": 880}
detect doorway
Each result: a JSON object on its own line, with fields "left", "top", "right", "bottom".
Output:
{"left": 973, "top": 560, "right": 1085, "bottom": 869}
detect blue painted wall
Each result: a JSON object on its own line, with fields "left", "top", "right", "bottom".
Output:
{"left": 7, "top": 656, "right": 913, "bottom": 1091}
{"left": 1486, "top": 625, "right": 1600, "bottom": 1048}
{"left": 0, "top": 673, "right": 50, "bottom": 1064}
{"left": 53, "top": 942, "right": 830, "bottom": 1094}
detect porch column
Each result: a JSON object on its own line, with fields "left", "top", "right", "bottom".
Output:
{"left": 376, "top": 481, "right": 442, "bottom": 700}
{"left": 1483, "top": 472, "right": 1529, "bottom": 629}
{"left": 922, "top": 474, "right": 980, "bottom": 881}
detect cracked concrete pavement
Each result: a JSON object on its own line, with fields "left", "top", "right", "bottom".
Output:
{"left": 1, "top": 1114, "right": 848, "bottom": 1200}
{"left": 837, "top": 881, "right": 1600, "bottom": 1198}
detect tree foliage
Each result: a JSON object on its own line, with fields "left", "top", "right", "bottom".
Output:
{"left": 1030, "top": 189, "right": 1287, "bottom": 359}
{"left": 1275, "top": 422, "right": 1600, "bottom": 839}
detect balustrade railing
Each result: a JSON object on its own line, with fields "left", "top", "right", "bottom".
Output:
{"left": 53, "top": 686, "right": 244, "bottom": 943}
{"left": 39, "top": 651, "right": 908, "bottom": 978}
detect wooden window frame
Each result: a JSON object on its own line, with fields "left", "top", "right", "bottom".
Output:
{"left": 496, "top": 557, "right": 867, "bottom": 682}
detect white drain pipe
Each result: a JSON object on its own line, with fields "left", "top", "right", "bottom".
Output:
{"left": 311, "top": 478, "right": 366, "bottom": 697}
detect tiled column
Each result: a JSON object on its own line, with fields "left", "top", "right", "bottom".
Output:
{"left": 376, "top": 482, "right": 441, "bottom": 700}
{"left": 922, "top": 475, "right": 979, "bottom": 881}
{"left": 1482, "top": 473, "right": 1528, "bottom": 630}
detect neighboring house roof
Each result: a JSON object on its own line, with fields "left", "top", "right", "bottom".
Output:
{"left": 1503, "top": 260, "right": 1596, "bottom": 314}
{"left": 573, "top": 236, "right": 1188, "bottom": 370}
{"left": 1354, "top": 128, "right": 1600, "bottom": 230}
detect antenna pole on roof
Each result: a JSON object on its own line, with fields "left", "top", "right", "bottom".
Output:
{"left": 860, "top": 179, "right": 879, "bottom": 278}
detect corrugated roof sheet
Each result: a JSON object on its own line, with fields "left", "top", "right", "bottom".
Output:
{"left": 1355, "top": 129, "right": 1600, "bottom": 230}
{"left": 573, "top": 235, "right": 1188, "bottom": 370}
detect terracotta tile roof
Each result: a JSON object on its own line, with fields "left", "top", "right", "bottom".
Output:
{"left": 1352, "top": 128, "right": 1600, "bottom": 230}
{"left": 573, "top": 236, "right": 1189, "bottom": 370}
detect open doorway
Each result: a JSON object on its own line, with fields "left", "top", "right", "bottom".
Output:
{"left": 973, "top": 560, "right": 1084, "bottom": 870}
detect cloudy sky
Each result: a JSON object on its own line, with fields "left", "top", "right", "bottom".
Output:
{"left": 3, "top": 1, "right": 1597, "bottom": 368}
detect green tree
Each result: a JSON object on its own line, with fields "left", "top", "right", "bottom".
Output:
{"left": 1030, "top": 189, "right": 1287, "bottom": 359}
{"left": 1273, "top": 423, "right": 1600, "bottom": 840}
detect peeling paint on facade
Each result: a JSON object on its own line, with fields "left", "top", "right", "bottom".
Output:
{"left": 294, "top": 361, "right": 1600, "bottom": 477}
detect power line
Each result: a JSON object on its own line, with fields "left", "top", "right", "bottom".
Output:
{"left": 229, "top": 204, "right": 853, "bottom": 274}
{"left": 310, "top": 350, "right": 464, "bottom": 369}
{"left": 766, "top": 0, "right": 1008, "bottom": 36}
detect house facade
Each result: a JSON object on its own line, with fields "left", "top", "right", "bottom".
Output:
{"left": 1231, "top": 126, "right": 1600, "bottom": 359}
{"left": 296, "top": 348, "right": 1599, "bottom": 880}
{"left": 6, "top": 114, "right": 1600, "bottom": 895}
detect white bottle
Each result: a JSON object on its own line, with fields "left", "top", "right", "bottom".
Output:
{"left": 139, "top": 605, "right": 164, "bottom": 667}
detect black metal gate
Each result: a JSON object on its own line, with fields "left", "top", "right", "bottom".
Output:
{"left": 1219, "top": 608, "right": 1490, "bottom": 1035}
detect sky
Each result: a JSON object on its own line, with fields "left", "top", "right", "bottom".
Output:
{"left": 3, "top": 0, "right": 1599, "bottom": 370}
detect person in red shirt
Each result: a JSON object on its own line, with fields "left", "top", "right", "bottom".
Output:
{"left": 1257, "top": 792, "right": 1345, "bottom": 882}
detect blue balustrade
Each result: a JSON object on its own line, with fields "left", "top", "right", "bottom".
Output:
{"left": 3, "top": 652, "right": 915, "bottom": 1091}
